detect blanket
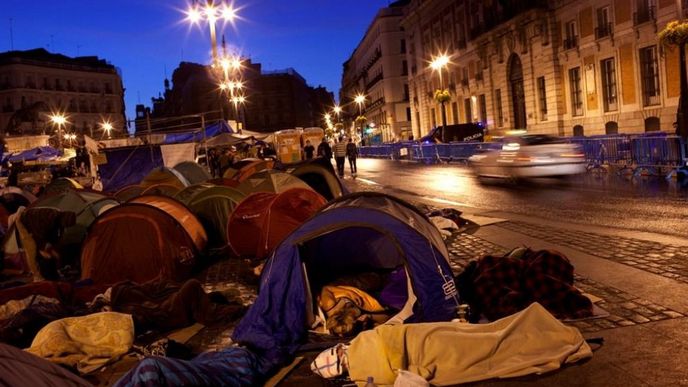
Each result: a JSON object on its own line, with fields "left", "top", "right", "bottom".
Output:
{"left": 0, "top": 343, "right": 91, "bottom": 387}
{"left": 347, "top": 303, "right": 592, "bottom": 386}
{"left": 26, "top": 311, "right": 134, "bottom": 374}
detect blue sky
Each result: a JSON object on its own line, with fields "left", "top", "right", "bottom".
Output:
{"left": 1, "top": 0, "right": 390, "bottom": 121}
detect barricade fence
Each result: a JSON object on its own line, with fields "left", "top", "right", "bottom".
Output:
{"left": 359, "top": 134, "right": 687, "bottom": 170}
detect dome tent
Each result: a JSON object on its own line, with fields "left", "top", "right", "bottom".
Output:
{"left": 227, "top": 188, "right": 326, "bottom": 259}
{"left": 140, "top": 184, "right": 181, "bottom": 198}
{"left": 140, "top": 167, "right": 189, "bottom": 190}
{"left": 43, "top": 177, "right": 83, "bottom": 196}
{"left": 232, "top": 192, "right": 459, "bottom": 371}
{"left": 235, "top": 170, "right": 310, "bottom": 195}
{"left": 223, "top": 159, "right": 274, "bottom": 181}
{"left": 173, "top": 161, "right": 211, "bottom": 185}
{"left": 182, "top": 186, "right": 245, "bottom": 247}
{"left": 113, "top": 185, "right": 144, "bottom": 202}
{"left": 279, "top": 157, "right": 345, "bottom": 200}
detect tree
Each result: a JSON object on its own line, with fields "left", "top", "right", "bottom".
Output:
{"left": 659, "top": 20, "right": 688, "bottom": 140}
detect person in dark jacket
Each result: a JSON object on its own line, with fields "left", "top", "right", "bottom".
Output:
{"left": 346, "top": 138, "right": 358, "bottom": 175}
{"left": 316, "top": 137, "right": 332, "bottom": 160}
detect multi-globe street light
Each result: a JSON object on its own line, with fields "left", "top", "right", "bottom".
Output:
{"left": 430, "top": 53, "right": 451, "bottom": 137}
{"left": 186, "top": 0, "right": 237, "bottom": 66}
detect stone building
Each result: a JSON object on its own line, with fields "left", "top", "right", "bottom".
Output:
{"left": 0, "top": 48, "right": 126, "bottom": 138}
{"left": 341, "top": 0, "right": 412, "bottom": 142}
{"left": 402, "top": 0, "right": 686, "bottom": 139}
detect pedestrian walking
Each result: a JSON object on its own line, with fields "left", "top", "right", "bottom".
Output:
{"left": 333, "top": 136, "right": 347, "bottom": 178}
{"left": 317, "top": 137, "right": 333, "bottom": 160}
{"left": 304, "top": 140, "right": 315, "bottom": 160}
{"left": 346, "top": 137, "right": 358, "bottom": 176}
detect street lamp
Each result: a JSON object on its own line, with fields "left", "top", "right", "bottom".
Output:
{"left": 354, "top": 94, "right": 366, "bottom": 143}
{"left": 49, "top": 113, "right": 67, "bottom": 150}
{"left": 186, "top": 0, "right": 237, "bottom": 66}
{"left": 430, "top": 53, "right": 451, "bottom": 140}
{"left": 101, "top": 121, "right": 113, "bottom": 139}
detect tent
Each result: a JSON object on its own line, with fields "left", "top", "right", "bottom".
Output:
{"left": 280, "top": 158, "right": 345, "bottom": 200}
{"left": 173, "top": 161, "right": 211, "bottom": 185}
{"left": 141, "top": 184, "right": 181, "bottom": 198}
{"left": 183, "top": 186, "right": 246, "bottom": 247}
{"left": 80, "top": 203, "right": 201, "bottom": 284}
{"left": 232, "top": 192, "right": 459, "bottom": 370}
{"left": 174, "top": 183, "right": 215, "bottom": 204}
{"left": 223, "top": 159, "right": 275, "bottom": 182}
{"left": 113, "top": 185, "right": 144, "bottom": 202}
{"left": 43, "top": 177, "right": 83, "bottom": 196}
{"left": 0, "top": 187, "right": 37, "bottom": 214}
{"left": 162, "top": 121, "right": 233, "bottom": 144}
{"left": 99, "top": 145, "right": 164, "bottom": 193}
{"left": 235, "top": 170, "right": 310, "bottom": 196}
{"left": 227, "top": 188, "right": 326, "bottom": 259}
{"left": 140, "top": 167, "right": 189, "bottom": 190}
{"left": 128, "top": 195, "right": 207, "bottom": 252}
{"left": 3, "top": 146, "right": 62, "bottom": 163}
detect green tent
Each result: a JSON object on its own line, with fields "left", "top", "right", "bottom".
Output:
{"left": 114, "top": 185, "right": 144, "bottom": 202}
{"left": 174, "top": 161, "right": 211, "bottom": 185}
{"left": 44, "top": 177, "right": 84, "bottom": 196}
{"left": 185, "top": 186, "right": 246, "bottom": 247}
{"left": 235, "top": 170, "right": 310, "bottom": 195}
{"left": 174, "top": 183, "right": 216, "bottom": 204}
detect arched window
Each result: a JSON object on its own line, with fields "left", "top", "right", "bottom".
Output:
{"left": 605, "top": 121, "right": 618, "bottom": 135}
{"left": 573, "top": 125, "right": 584, "bottom": 137}
{"left": 644, "top": 116, "right": 660, "bottom": 132}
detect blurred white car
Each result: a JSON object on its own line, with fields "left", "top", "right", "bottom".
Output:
{"left": 469, "top": 135, "right": 586, "bottom": 179}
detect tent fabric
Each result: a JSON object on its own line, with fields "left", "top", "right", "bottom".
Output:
{"left": 222, "top": 159, "right": 274, "bottom": 181}
{"left": 281, "top": 158, "right": 345, "bottom": 200}
{"left": 44, "top": 177, "right": 84, "bottom": 196}
{"left": 174, "top": 183, "right": 216, "bottom": 204}
{"left": 235, "top": 170, "right": 310, "bottom": 195}
{"left": 0, "top": 187, "right": 37, "bottom": 215}
{"left": 160, "top": 143, "right": 195, "bottom": 167}
{"left": 232, "top": 192, "right": 457, "bottom": 371}
{"left": 114, "top": 185, "right": 144, "bottom": 202}
{"left": 140, "top": 167, "right": 189, "bottom": 190}
{"left": 183, "top": 186, "right": 245, "bottom": 247}
{"left": 347, "top": 303, "right": 592, "bottom": 386}
{"left": 140, "top": 184, "right": 181, "bottom": 198}
{"left": 4, "top": 146, "right": 62, "bottom": 163}
{"left": 99, "top": 145, "right": 164, "bottom": 193}
{"left": 162, "top": 121, "right": 234, "bottom": 144}
{"left": 173, "top": 161, "right": 211, "bottom": 185}
{"left": 227, "top": 188, "right": 326, "bottom": 259}
{"left": 0, "top": 343, "right": 91, "bottom": 387}
{"left": 80, "top": 203, "right": 200, "bottom": 284}
{"left": 129, "top": 195, "right": 207, "bottom": 252}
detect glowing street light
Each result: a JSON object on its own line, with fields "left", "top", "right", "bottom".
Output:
{"left": 185, "top": 0, "right": 238, "bottom": 65}
{"left": 324, "top": 113, "right": 331, "bottom": 121}
{"left": 430, "top": 53, "right": 452, "bottom": 134}
{"left": 354, "top": 94, "right": 366, "bottom": 141}
{"left": 101, "top": 121, "right": 113, "bottom": 139}
{"left": 49, "top": 113, "right": 68, "bottom": 150}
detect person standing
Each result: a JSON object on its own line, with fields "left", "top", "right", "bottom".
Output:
{"left": 346, "top": 138, "right": 358, "bottom": 176}
{"left": 333, "top": 136, "right": 348, "bottom": 178}
{"left": 304, "top": 140, "right": 315, "bottom": 160}
{"left": 317, "top": 137, "right": 333, "bottom": 161}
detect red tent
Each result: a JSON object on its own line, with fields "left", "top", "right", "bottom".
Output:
{"left": 227, "top": 188, "right": 326, "bottom": 259}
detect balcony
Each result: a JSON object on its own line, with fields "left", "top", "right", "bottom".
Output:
{"left": 365, "top": 72, "right": 384, "bottom": 90}
{"left": 644, "top": 94, "right": 660, "bottom": 106}
{"left": 563, "top": 36, "right": 578, "bottom": 50}
{"left": 634, "top": 6, "right": 655, "bottom": 26}
{"left": 475, "top": 72, "right": 483, "bottom": 82}
{"left": 595, "top": 23, "right": 613, "bottom": 39}
{"left": 460, "top": 77, "right": 469, "bottom": 87}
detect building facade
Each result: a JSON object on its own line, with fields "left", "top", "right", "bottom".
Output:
{"left": 136, "top": 60, "right": 334, "bottom": 134}
{"left": 341, "top": 0, "right": 412, "bottom": 142}
{"left": 402, "top": 0, "right": 686, "bottom": 140}
{"left": 0, "top": 48, "right": 126, "bottom": 138}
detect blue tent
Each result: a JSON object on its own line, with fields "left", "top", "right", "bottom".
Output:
{"left": 3, "top": 146, "right": 62, "bottom": 163}
{"left": 163, "top": 121, "right": 234, "bottom": 144}
{"left": 232, "top": 192, "right": 459, "bottom": 371}
{"left": 99, "top": 145, "right": 163, "bottom": 192}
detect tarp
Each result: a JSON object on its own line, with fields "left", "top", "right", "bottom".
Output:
{"left": 227, "top": 188, "right": 326, "bottom": 259}
{"left": 163, "top": 121, "right": 234, "bottom": 144}
{"left": 3, "top": 146, "right": 62, "bottom": 163}
{"left": 161, "top": 143, "right": 195, "bottom": 167}
{"left": 99, "top": 146, "right": 163, "bottom": 193}
{"left": 232, "top": 192, "right": 457, "bottom": 371}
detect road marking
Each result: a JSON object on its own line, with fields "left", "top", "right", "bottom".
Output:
{"left": 422, "top": 196, "right": 477, "bottom": 208}
{"left": 357, "top": 178, "right": 380, "bottom": 185}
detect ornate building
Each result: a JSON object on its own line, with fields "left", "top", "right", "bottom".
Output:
{"left": 402, "top": 0, "right": 685, "bottom": 139}
{"left": 0, "top": 48, "right": 126, "bottom": 138}
{"left": 341, "top": 0, "right": 412, "bottom": 142}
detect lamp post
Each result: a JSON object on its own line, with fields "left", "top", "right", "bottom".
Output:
{"left": 100, "top": 121, "right": 113, "bottom": 139}
{"left": 354, "top": 94, "right": 366, "bottom": 143}
{"left": 186, "top": 0, "right": 236, "bottom": 66}
{"left": 430, "top": 54, "right": 450, "bottom": 141}
{"left": 49, "top": 113, "right": 67, "bottom": 150}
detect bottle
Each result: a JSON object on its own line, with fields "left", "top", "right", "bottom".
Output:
{"left": 364, "top": 376, "right": 377, "bottom": 387}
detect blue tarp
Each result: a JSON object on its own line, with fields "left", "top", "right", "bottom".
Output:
{"left": 163, "top": 121, "right": 234, "bottom": 144}
{"left": 3, "top": 146, "right": 62, "bottom": 163}
{"left": 232, "top": 192, "right": 457, "bottom": 372}
{"left": 99, "top": 145, "right": 163, "bottom": 192}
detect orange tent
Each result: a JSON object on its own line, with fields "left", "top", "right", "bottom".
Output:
{"left": 227, "top": 188, "right": 326, "bottom": 259}
{"left": 223, "top": 159, "right": 275, "bottom": 182}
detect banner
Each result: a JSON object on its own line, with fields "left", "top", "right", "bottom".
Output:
{"left": 161, "top": 143, "right": 195, "bottom": 167}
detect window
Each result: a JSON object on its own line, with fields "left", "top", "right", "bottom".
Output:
{"left": 569, "top": 67, "right": 583, "bottom": 116}
{"left": 635, "top": 0, "right": 656, "bottom": 25}
{"left": 644, "top": 116, "right": 660, "bottom": 132}
{"left": 537, "top": 76, "right": 547, "bottom": 120}
{"left": 451, "top": 102, "right": 459, "bottom": 124}
{"left": 601, "top": 58, "right": 618, "bottom": 111}
{"left": 596, "top": 7, "right": 612, "bottom": 39}
{"left": 564, "top": 20, "right": 578, "bottom": 50}
{"left": 495, "top": 89, "right": 503, "bottom": 127}
{"left": 479, "top": 94, "right": 487, "bottom": 125}
{"left": 104, "top": 82, "right": 112, "bottom": 94}
{"left": 402, "top": 60, "right": 408, "bottom": 76}
{"left": 605, "top": 121, "right": 619, "bottom": 134}
{"left": 640, "top": 46, "right": 660, "bottom": 106}
{"left": 401, "top": 39, "right": 406, "bottom": 54}
{"left": 573, "top": 125, "right": 585, "bottom": 137}
{"left": 403, "top": 84, "right": 409, "bottom": 101}
{"left": 464, "top": 98, "right": 473, "bottom": 122}
{"left": 406, "top": 107, "right": 411, "bottom": 121}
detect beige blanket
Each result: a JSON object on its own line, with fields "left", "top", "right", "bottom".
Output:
{"left": 347, "top": 303, "right": 592, "bottom": 386}
{"left": 26, "top": 312, "right": 134, "bottom": 374}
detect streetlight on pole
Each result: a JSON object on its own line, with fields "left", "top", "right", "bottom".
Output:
{"left": 100, "top": 121, "right": 113, "bottom": 139}
{"left": 49, "top": 113, "right": 67, "bottom": 150}
{"left": 354, "top": 94, "right": 366, "bottom": 143}
{"left": 186, "top": 0, "right": 236, "bottom": 66}
{"left": 430, "top": 53, "right": 451, "bottom": 141}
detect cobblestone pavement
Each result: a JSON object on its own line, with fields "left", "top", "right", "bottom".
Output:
{"left": 498, "top": 220, "right": 688, "bottom": 284}
{"left": 446, "top": 233, "right": 685, "bottom": 333}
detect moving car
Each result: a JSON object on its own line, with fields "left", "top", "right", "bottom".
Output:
{"left": 468, "top": 134, "right": 586, "bottom": 179}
